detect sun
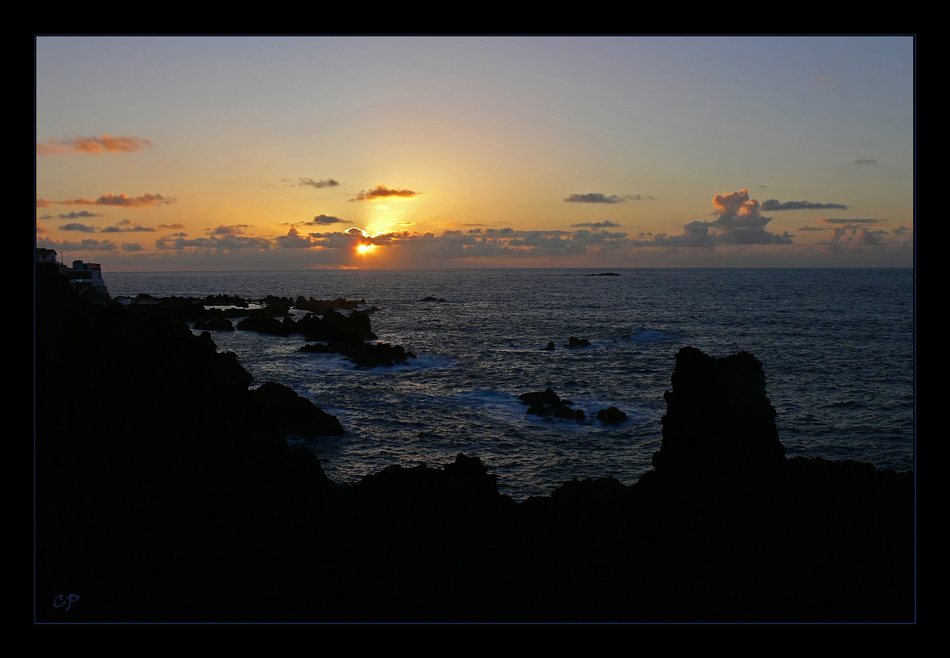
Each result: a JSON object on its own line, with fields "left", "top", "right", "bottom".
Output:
{"left": 357, "top": 243, "right": 376, "bottom": 255}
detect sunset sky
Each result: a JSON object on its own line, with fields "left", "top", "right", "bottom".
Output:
{"left": 35, "top": 36, "right": 914, "bottom": 270}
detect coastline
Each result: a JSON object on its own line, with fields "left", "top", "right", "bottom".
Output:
{"left": 35, "top": 270, "right": 915, "bottom": 623}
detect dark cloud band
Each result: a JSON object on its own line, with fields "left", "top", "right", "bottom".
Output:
{"left": 761, "top": 199, "right": 849, "bottom": 211}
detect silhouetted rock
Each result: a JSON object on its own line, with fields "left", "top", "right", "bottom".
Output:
{"left": 552, "top": 403, "right": 577, "bottom": 419}
{"left": 596, "top": 407, "right": 627, "bottom": 424}
{"left": 236, "top": 313, "right": 297, "bottom": 336}
{"left": 332, "top": 341, "right": 416, "bottom": 369}
{"left": 204, "top": 294, "right": 248, "bottom": 307}
{"left": 527, "top": 403, "right": 553, "bottom": 417}
{"left": 193, "top": 316, "right": 235, "bottom": 331}
{"left": 248, "top": 382, "right": 345, "bottom": 439}
{"left": 653, "top": 346, "right": 785, "bottom": 478}
{"left": 543, "top": 341, "right": 555, "bottom": 350}
{"left": 294, "top": 296, "right": 365, "bottom": 313}
{"left": 299, "top": 342, "right": 335, "bottom": 354}
{"left": 519, "top": 388, "right": 561, "bottom": 406}
{"left": 35, "top": 272, "right": 913, "bottom": 623}
{"left": 565, "top": 336, "right": 590, "bottom": 348}
{"left": 317, "top": 308, "right": 377, "bottom": 343}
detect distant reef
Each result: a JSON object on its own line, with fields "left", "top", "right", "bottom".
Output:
{"left": 35, "top": 266, "right": 914, "bottom": 622}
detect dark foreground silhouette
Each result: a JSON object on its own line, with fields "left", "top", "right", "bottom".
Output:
{"left": 35, "top": 267, "right": 914, "bottom": 622}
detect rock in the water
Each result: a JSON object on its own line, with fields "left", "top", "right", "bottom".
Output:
{"left": 193, "top": 316, "right": 235, "bottom": 331}
{"left": 653, "top": 346, "right": 785, "bottom": 476}
{"left": 527, "top": 403, "right": 553, "bottom": 417}
{"left": 596, "top": 407, "right": 627, "bottom": 424}
{"left": 565, "top": 336, "right": 590, "bottom": 348}
{"left": 249, "top": 382, "right": 345, "bottom": 438}
{"left": 519, "top": 388, "right": 561, "bottom": 406}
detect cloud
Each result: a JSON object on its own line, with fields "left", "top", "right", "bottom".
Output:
{"left": 797, "top": 225, "right": 827, "bottom": 232}
{"left": 122, "top": 242, "right": 145, "bottom": 252}
{"left": 564, "top": 193, "right": 641, "bottom": 204}
{"left": 100, "top": 220, "right": 156, "bottom": 233}
{"left": 819, "top": 217, "right": 883, "bottom": 225}
{"left": 57, "top": 210, "right": 104, "bottom": 219}
{"left": 158, "top": 223, "right": 186, "bottom": 230}
{"left": 52, "top": 193, "right": 175, "bottom": 207}
{"left": 350, "top": 185, "right": 421, "bottom": 201}
{"left": 37, "top": 238, "right": 118, "bottom": 251}
{"left": 209, "top": 225, "right": 251, "bottom": 236}
{"left": 632, "top": 189, "right": 793, "bottom": 248}
{"left": 571, "top": 220, "right": 623, "bottom": 228}
{"left": 156, "top": 233, "right": 272, "bottom": 252}
{"left": 36, "top": 134, "right": 153, "bottom": 155}
{"left": 853, "top": 158, "right": 878, "bottom": 165}
{"left": 824, "top": 227, "right": 890, "bottom": 249}
{"left": 760, "top": 199, "right": 849, "bottom": 211}
{"left": 59, "top": 223, "right": 96, "bottom": 233}
{"left": 276, "top": 227, "right": 322, "bottom": 249}
{"left": 305, "top": 214, "right": 346, "bottom": 226}
{"left": 297, "top": 178, "right": 340, "bottom": 189}
{"left": 299, "top": 225, "right": 634, "bottom": 262}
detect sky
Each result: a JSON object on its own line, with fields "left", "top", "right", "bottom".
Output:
{"left": 35, "top": 36, "right": 914, "bottom": 271}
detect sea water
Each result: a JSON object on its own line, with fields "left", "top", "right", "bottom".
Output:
{"left": 106, "top": 268, "right": 915, "bottom": 500}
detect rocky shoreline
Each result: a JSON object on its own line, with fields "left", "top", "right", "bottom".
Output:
{"left": 35, "top": 266, "right": 914, "bottom": 623}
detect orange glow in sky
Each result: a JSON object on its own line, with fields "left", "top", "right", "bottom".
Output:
{"left": 35, "top": 37, "right": 914, "bottom": 270}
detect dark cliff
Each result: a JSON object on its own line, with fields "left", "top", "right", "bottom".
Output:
{"left": 34, "top": 269, "right": 914, "bottom": 622}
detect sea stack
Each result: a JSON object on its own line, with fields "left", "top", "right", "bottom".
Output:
{"left": 652, "top": 346, "right": 786, "bottom": 482}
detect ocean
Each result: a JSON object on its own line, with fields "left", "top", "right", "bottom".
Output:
{"left": 106, "top": 268, "right": 915, "bottom": 500}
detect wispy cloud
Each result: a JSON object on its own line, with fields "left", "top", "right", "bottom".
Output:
{"left": 760, "top": 199, "right": 849, "bottom": 211}
{"left": 156, "top": 233, "right": 272, "bottom": 252}
{"left": 101, "top": 219, "right": 156, "bottom": 233}
{"left": 57, "top": 210, "right": 105, "bottom": 219}
{"left": 36, "top": 134, "right": 153, "bottom": 156}
{"left": 48, "top": 193, "right": 175, "bottom": 208}
{"left": 819, "top": 217, "right": 883, "bottom": 225}
{"left": 297, "top": 177, "right": 340, "bottom": 189}
{"left": 351, "top": 185, "right": 421, "bottom": 201}
{"left": 208, "top": 225, "right": 251, "bottom": 236}
{"left": 564, "top": 193, "right": 642, "bottom": 204}
{"left": 305, "top": 214, "right": 346, "bottom": 226}
{"left": 59, "top": 223, "right": 96, "bottom": 233}
{"left": 36, "top": 238, "right": 118, "bottom": 251}
{"left": 571, "top": 220, "right": 623, "bottom": 228}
